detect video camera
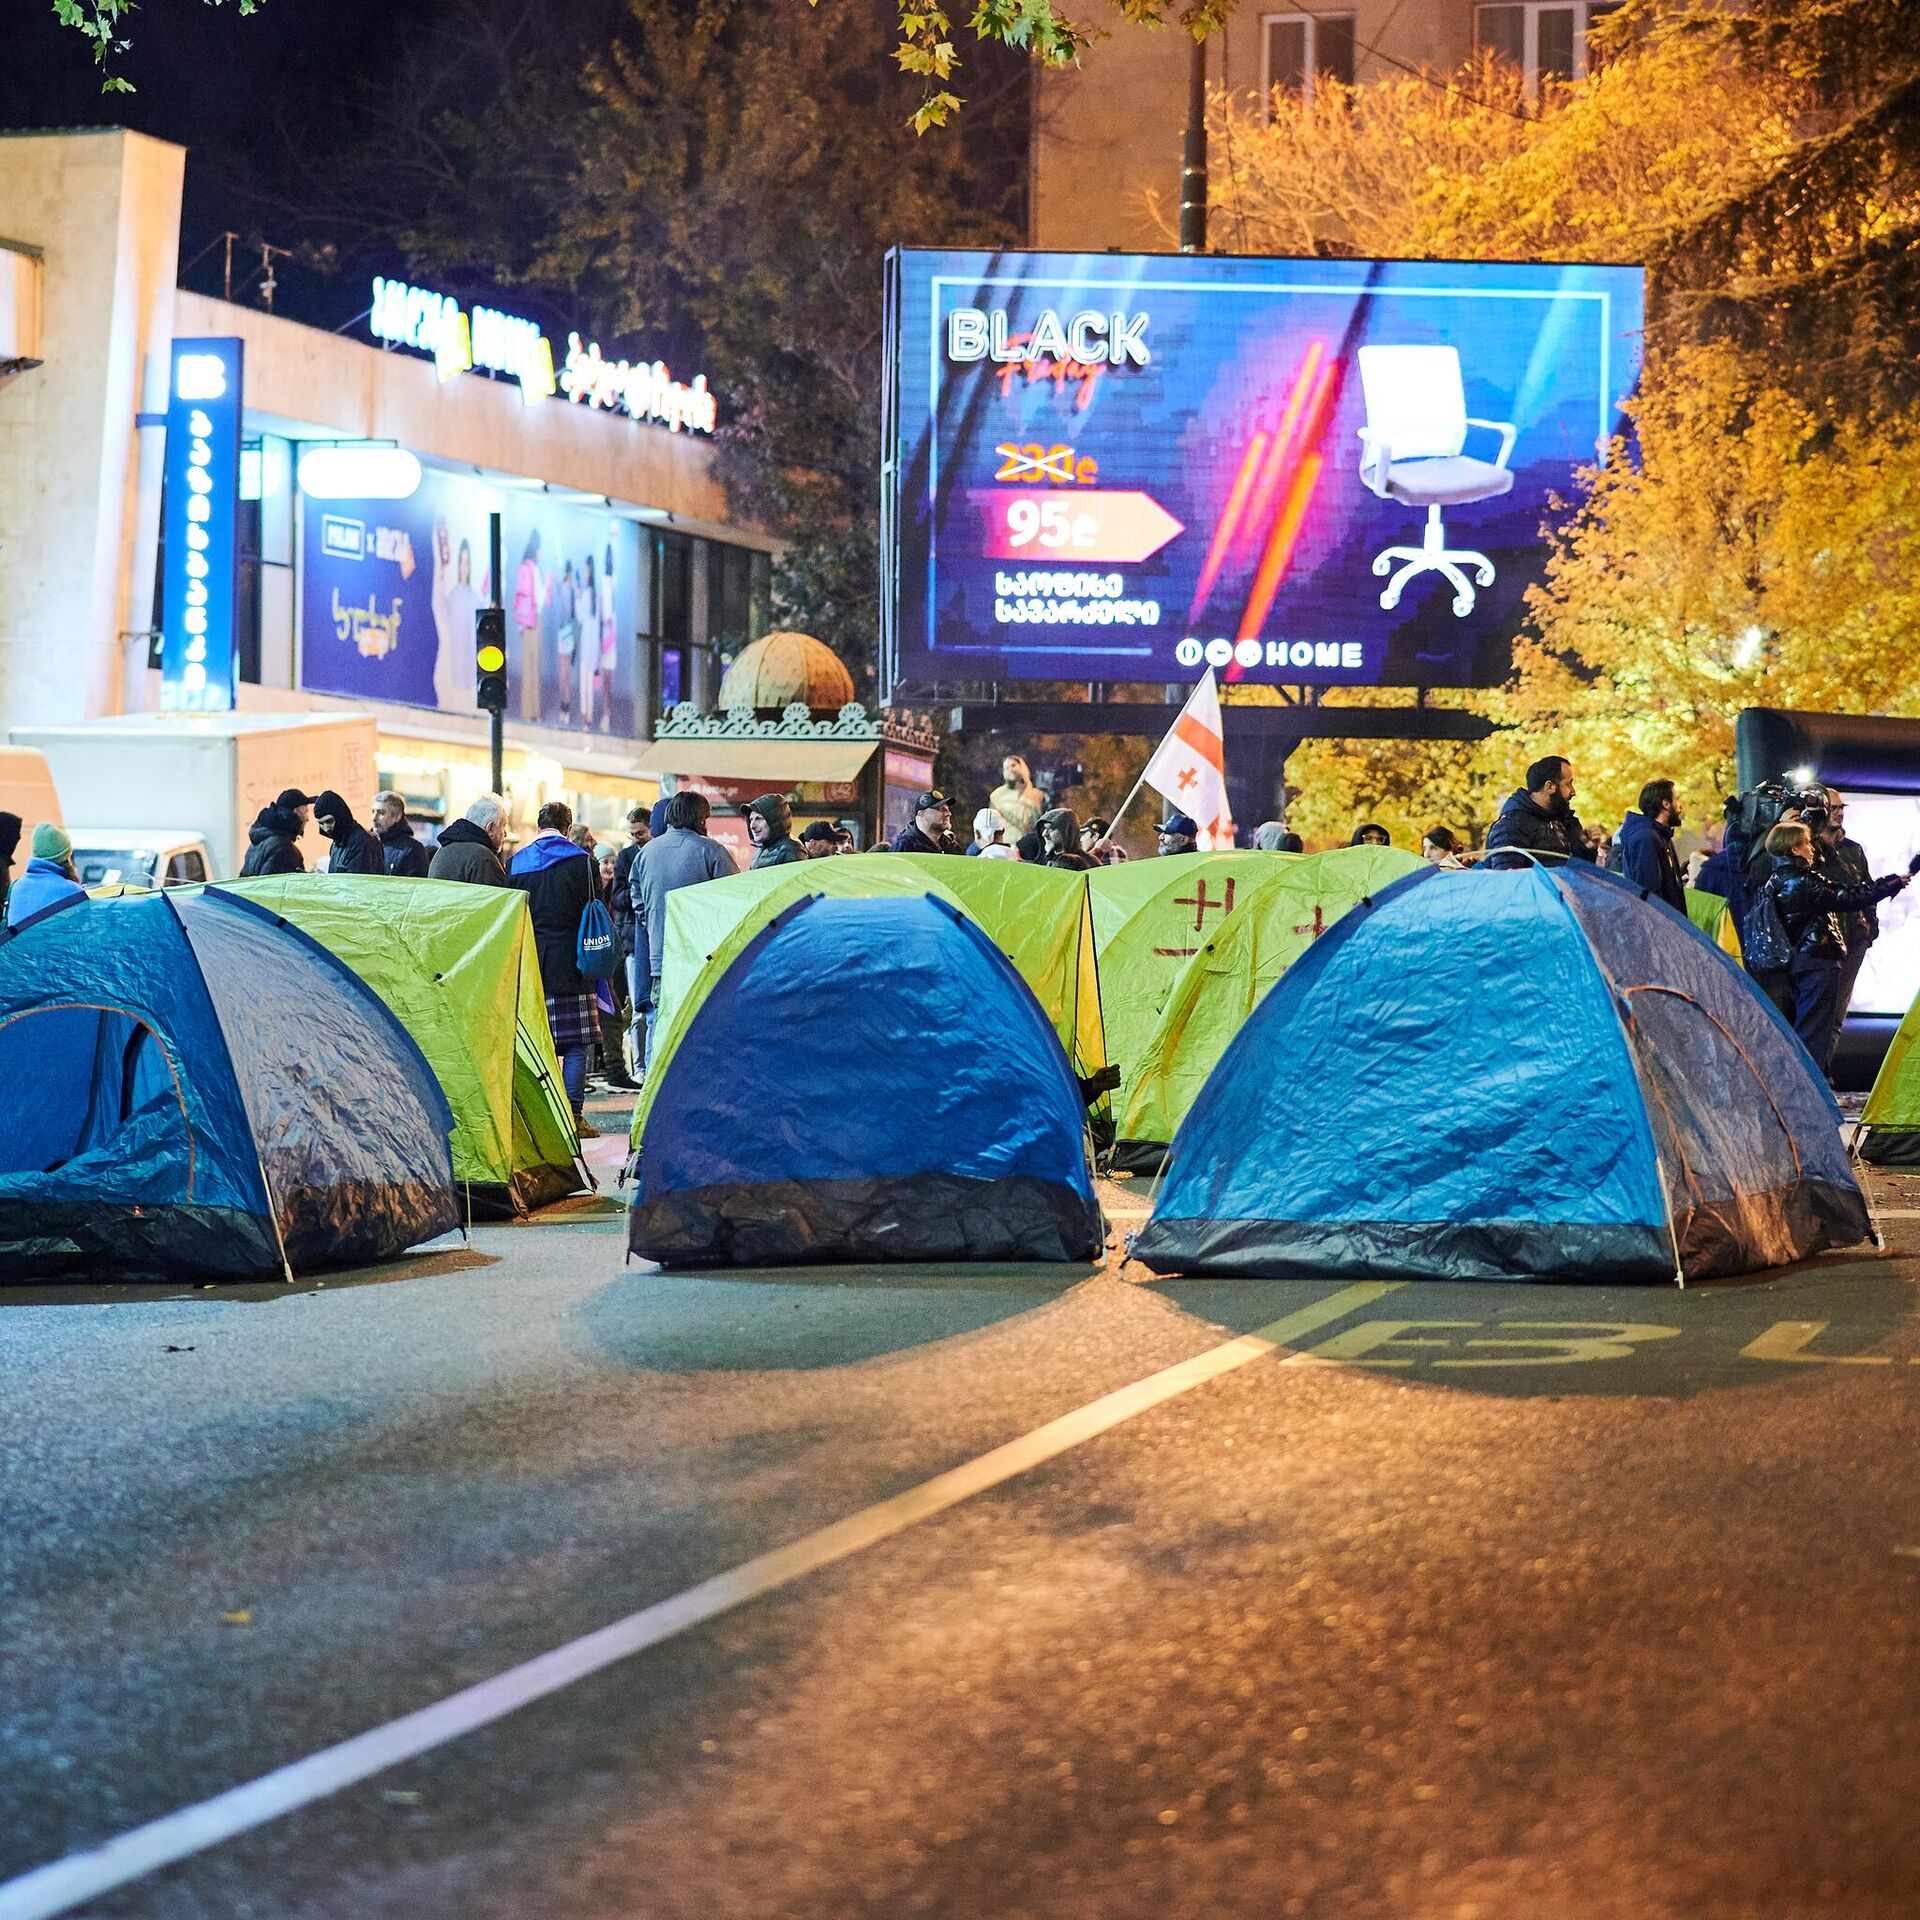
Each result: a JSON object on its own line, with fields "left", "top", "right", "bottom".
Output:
{"left": 1726, "top": 779, "right": 1829, "bottom": 873}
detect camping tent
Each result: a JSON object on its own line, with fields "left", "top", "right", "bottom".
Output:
{"left": 1685, "top": 886, "right": 1744, "bottom": 964}
{"left": 1114, "top": 845, "right": 1422, "bottom": 1168}
{"left": 632, "top": 852, "right": 1105, "bottom": 1147}
{"left": 1133, "top": 861, "right": 1868, "bottom": 1284}
{"left": 1088, "top": 853, "right": 1285, "bottom": 1132}
{"left": 1857, "top": 984, "right": 1920, "bottom": 1164}
{"left": 0, "top": 889, "right": 459, "bottom": 1279}
{"left": 629, "top": 893, "right": 1103, "bottom": 1267}
{"left": 226, "top": 876, "right": 584, "bottom": 1211}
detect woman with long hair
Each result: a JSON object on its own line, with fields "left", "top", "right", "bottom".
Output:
{"left": 513, "top": 529, "right": 547, "bottom": 721}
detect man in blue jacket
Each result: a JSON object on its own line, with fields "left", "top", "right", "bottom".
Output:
{"left": 1616, "top": 778, "right": 1688, "bottom": 912}
{"left": 4, "top": 823, "right": 85, "bottom": 931}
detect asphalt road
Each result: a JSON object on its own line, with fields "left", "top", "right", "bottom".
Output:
{"left": 6, "top": 1114, "right": 1920, "bottom": 1919}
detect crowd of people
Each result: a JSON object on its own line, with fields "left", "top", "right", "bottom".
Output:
{"left": 2, "top": 745, "right": 1907, "bottom": 1116}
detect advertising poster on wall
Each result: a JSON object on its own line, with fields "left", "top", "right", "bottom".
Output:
{"left": 299, "top": 465, "right": 643, "bottom": 737}
{"left": 882, "top": 249, "right": 1645, "bottom": 697}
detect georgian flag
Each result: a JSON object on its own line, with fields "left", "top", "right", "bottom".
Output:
{"left": 1142, "top": 669, "right": 1235, "bottom": 849}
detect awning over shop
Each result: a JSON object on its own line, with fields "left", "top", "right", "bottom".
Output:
{"left": 634, "top": 738, "right": 878, "bottom": 783}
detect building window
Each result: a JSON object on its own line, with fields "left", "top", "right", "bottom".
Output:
{"left": 1263, "top": 11, "right": 1355, "bottom": 116}
{"left": 1476, "top": 2, "right": 1619, "bottom": 96}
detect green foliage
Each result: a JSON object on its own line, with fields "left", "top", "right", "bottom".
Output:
{"left": 51, "top": 0, "right": 263, "bottom": 92}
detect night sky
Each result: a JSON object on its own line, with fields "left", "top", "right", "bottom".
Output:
{"left": 8, "top": 0, "right": 572, "bottom": 337}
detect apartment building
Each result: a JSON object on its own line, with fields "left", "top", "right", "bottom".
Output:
{"left": 1030, "top": 0, "right": 1621, "bottom": 251}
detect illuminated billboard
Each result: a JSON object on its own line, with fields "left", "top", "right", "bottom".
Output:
{"left": 881, "top": 249, "right": 1645, "bottom": 696}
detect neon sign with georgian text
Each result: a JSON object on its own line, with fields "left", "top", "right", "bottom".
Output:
{"left": 368, "top": 277, "right": 715, "bottom": 434}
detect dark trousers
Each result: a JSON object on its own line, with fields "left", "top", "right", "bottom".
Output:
{"left": 1789, "top": 962, "right": 1846, "bottom": 1074}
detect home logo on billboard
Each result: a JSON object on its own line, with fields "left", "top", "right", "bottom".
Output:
{"left": 946, "top": 308, "right": 1150, "bottom": 367}
{"left": 1177, "top": 636, "right": 1365, "bottom": 672}
{"left": 321, "top": 515, "right": 366, "bottom": 561}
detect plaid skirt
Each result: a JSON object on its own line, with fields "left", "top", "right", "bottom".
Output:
{"left": 545, "top": 991, "right": 599, "bottom": 1056}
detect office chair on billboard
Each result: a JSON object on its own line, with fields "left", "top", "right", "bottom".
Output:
{"left": 1356, "top": 344, "right": 1517, "bottom": 618}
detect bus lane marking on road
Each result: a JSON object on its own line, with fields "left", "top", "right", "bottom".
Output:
{"left": 0, "top": 1280, "right": 1401, "bottom": 1920}
{"left": 1738, "top": 1320, "right": 1896, "bottom": 1365}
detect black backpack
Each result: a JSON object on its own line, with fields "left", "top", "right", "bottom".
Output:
{"left": 1740, "top": 874, "right": 1794, "bottom": 973}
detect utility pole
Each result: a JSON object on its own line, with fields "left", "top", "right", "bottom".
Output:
{"left": 1179, "top": 36, "right": 1208, "bottom": 253}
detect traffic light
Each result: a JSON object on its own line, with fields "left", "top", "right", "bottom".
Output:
{"left": 475, "top": 605, "right": 507, "bottom": 712}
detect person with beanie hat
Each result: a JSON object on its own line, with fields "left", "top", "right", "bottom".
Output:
{"left": 744, "top": 793, "right": 803, "bottom": 868}
{"left": 5, "top": 823, "right": 85, "bottom": 931}
{"left": 311, "top": 791, "right": 386, "bottom": 877}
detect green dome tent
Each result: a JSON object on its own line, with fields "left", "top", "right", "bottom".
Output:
{"left": 630, "top": 852, "right": 1106, "bottom": 1151}
{"left": 1114, "top": 844, "right": 1422, "bottom": 1169}
{"left": 1859, "top": 992, "right": 1920, "bottom": 1164}
{"left": 226, "top": 876, "right": 585, "bottom": 1213}
{"left": 1089, "top": 853, "right": 1288, "bottom": 1134}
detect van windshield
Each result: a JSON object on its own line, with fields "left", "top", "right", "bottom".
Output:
{"left": 71, "top": 848, "right": 160, "bottom": 888}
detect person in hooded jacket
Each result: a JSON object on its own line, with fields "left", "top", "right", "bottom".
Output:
{"left": 1751, "top": 819, "right": 1907, "bottom": 1071}
{"left": 429, "top": 793, "right": 509, "bottom": 886}
{"left": 1484, "top": 756, "right": 1598, "bottom": 865}
{"left": 238, "top": 788, "right": 310, "bottom": 877}
{"left": 510, "top": 799, "right": 604, "bottom": 1125}
{"left": 372, "top": 791, "right": 431, "bottom": 877}
{"left": 1037, "top": 808, "right": 1097, "bottom": 871}
{"left": 1614, "top": 778, "right": 1688, "bottom": 912}
{"left": 312, "top": 791, "right": 386, "bottom": 876}
{"left": 745, "top": 794, "right": 804, "bottom": 868}
{"left": 0, "top": 812, "right": 22, "bottom": 922}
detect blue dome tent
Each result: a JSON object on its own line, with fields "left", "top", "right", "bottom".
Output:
{"left": 629, "top": 894, "right": 1103, "bottom": 1267}
{"left": 1134, "top": 861, "right": 1870, "bottom": 1285}
{"left": 0, "top": 889, "right": 460, "bottom": 1280}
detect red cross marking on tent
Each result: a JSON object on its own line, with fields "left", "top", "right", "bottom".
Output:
{"left": 1291, "top": 905, "right": 1327, "bottom": 939}
{"left": 1174, "top": 878, "right": 1235, "bottom": 935}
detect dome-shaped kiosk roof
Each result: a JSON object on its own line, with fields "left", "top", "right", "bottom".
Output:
{"left": 716, "top": 631, "right": 856, "bottom": 712}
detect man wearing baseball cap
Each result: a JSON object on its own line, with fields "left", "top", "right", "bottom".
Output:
{"left": 1157, "top": 811, "right": 1200, "bottom": 856}
{"left": 891, "top": 790, "right": 959, "bottom": 855}
{"left": 239, "top": 789, "right": 312, "bottom": 877}
{"left": 5, "top": 823, "right": 85, "bottom": 931}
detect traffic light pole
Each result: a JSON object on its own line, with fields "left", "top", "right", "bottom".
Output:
{"left": 488, "top": 511, "right": 504, "bottom": 796}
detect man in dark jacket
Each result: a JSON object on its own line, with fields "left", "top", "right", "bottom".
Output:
{"left": 372, "top": 790, "right": 431, "bottom": 877}
{"left": 428, "top": 793, "right": 509, "bottom": 886}
{"left": 1156, "top": 811, "right": 1199, "bottom": 856}
{"left": 312, "top": 791, "right": 386, "bottom": 876}
{"left": 1484, "top": 756, "right": 1598, "bottom": 865}
{"left": 745, "top": 794, "right": 803, "bottom": 868}
{"left": 1038, "top": 807, "right": 1097, "bottom": 871}
{"left": 0, "top": 813, "right": 18, "bottom": 923}
{"left": 609, "top": 803, "right": 651, "bottom": 1075}
{"left": 239, "top": 803, "right": 304, "bottom": 877}
{"left": 1752, "top": 819, "right": 1906, "bottom": 1072}
{"left": 1816, "top": 789, "right": 1880, "bottom": 1054}
{"left": 1616, "top": 778, "right": 1687, "bottom": 912}
{"left": 891, "top": 791, "right": 959, "bottom": 854}
{"left": 510, "top": 799, "right": 602, "bottom": 1125}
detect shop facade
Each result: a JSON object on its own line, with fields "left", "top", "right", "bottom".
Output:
{"left": 0, "top": 127, "right": 776, "bottom": 844}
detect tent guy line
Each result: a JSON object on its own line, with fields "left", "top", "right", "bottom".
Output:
{"left": 0, "top": 1280, "right": 1398, "bottom": 1920}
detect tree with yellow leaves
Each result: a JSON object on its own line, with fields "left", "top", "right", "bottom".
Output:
{"left": 1203, "top": 0, "right": 1920, "bottom": 843}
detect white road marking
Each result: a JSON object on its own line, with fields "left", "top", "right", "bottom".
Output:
{"left": 0, "top": 1280, "right": 1399, "bottom": 1920}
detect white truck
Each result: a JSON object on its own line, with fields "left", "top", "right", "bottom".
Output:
{"left": 8, "top": 711, "right": 379, "bottom": 883}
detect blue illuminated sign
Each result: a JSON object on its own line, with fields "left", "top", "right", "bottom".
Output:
{"left": 160, "top": 336, "right": 243, "bottom": 711}
{"left": 882, "top": 250, "right": 1645, "bottom": 695}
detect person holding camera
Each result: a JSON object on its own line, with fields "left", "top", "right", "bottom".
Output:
{"left": 1748, "top": 819, "right": 1907, "bottom": 1073}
